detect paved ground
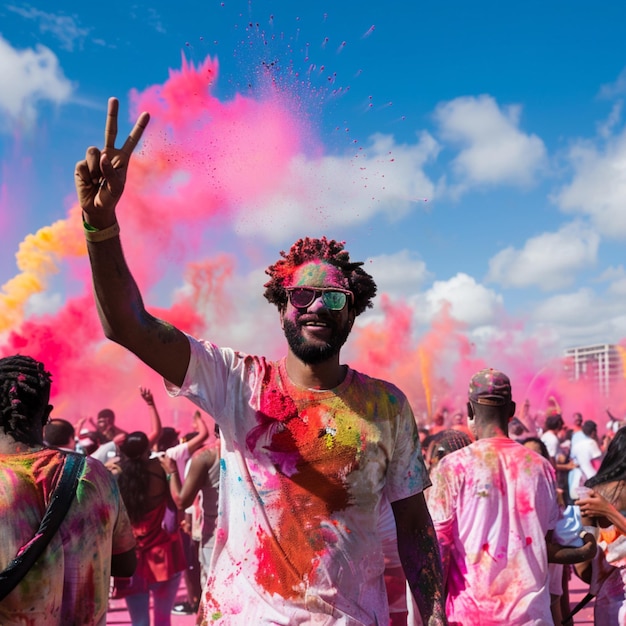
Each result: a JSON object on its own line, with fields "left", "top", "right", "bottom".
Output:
{"left": 567, "top": 569, "right": 595, "bottom": 625}
{"left": 105, "top": 567, "right": 598, "bottom": 625}
{"left": 106, "top": 580, "right": 197, "bottom": 625}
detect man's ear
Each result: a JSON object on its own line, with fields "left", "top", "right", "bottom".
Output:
{"left": 466, "top": 401, "right": 477, "bottom": 439}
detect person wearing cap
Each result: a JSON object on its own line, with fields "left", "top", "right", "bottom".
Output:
{"left": 427, "top": 368, "right": 563, "bottom": 625}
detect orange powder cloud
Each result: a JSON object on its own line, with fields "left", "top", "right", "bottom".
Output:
{"left": 0, "top": 204, "right": 84, "bottom": 332}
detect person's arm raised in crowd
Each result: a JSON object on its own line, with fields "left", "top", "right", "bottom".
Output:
{"left": 161, "top": 447, "right": 216, "bottom": 510}
{"left": 140, "top": 387, "right": 163, "bottom": 448}
{"left": 74, "top": 97, "right": 190, "bottom": 387}
{"left": 392, "top": 493, "right": 448, "bottom": 626}
{"left": 185, "top": 411, "right": 209, "bottom": 455}
{"left": 74, "top": 416, "right": 87, "bottom": 435}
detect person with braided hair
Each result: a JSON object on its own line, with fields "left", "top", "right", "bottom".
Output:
{"left": 0, "top": 354, "right": 137, "bottom": 625}
{"left": 74, "top": 99, "right": 446, "bottom": 625}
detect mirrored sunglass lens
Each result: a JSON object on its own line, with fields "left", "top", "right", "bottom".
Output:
{"left": 289, "top": 288, "right": 315, "bottom": 308}
{"left": 322, "top": 291, "right": 347, "bottom": 310}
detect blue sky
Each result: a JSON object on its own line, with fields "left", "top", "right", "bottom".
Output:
{"left": 2, "top": 0, "right": 626, "bottom": 373}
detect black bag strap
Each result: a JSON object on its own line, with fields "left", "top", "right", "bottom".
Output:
{"left": 0, "top": 451, "right": 86, "bottom": 601}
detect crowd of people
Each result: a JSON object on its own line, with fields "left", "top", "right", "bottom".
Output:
{"left": 1, "top": 97, "right": 626, "bottom": 626}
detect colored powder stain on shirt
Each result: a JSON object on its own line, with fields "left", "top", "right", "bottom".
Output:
{"left": 516, "top": 490, "right": 535, "bottom": 515}
{"left": 176, "top": 339, "right": 429, "bottom": 623}
{"left": 255, "top": 532, "right": 306, "bottom": 599}
{"left": 201, "top": 580, "right": 225, "bottom": 621}
{"left": 248, "top": 374, "right": 367, "bottom": 599}
{"left": 250, "top": 430, "right": 357, "bottom": 598}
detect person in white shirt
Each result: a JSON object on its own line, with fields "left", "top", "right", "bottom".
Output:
{"left": 569, "top": 420, "right": 603, "bottom": 501}
{"left": 74, "top": 98, "right": 446, "bottom": 626}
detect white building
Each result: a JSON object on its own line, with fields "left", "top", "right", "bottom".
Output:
{"left": 563, "top": 344, "right": 624, "bottom": 397}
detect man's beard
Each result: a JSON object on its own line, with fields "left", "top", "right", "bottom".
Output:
{"left": 283, "top": 317, "right": 351, "bottom": 365}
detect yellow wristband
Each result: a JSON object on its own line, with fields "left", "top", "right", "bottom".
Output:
{"left": 84, "top": 221, "right": 120, "bottom": 242}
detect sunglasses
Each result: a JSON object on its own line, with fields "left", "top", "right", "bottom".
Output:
{"left": 286, "top": 287, "right": 354, "bottom": 311}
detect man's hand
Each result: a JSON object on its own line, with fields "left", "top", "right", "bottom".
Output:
{"left": 140, "top": 387, "right": 155, "bottom": 406}
{"left": 74, "top": 97, "right": 149, "bottom": 227}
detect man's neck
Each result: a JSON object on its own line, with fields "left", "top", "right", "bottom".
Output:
{"left": 475, "top": 423, "right": 509, "bottom": 440}
{"left": 284, "top": 351, "right": 346, "bottom": 390}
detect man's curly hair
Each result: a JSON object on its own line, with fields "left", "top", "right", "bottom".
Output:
{"left": 0, "top": 355, "right": 52, "bottom": 443}
{"left": 263, "top": 237, "right": 377, "bottom": 316}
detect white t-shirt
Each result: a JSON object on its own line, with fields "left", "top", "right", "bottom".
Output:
{"left": 428, "top": 438, "right": 559, "bottom": 626}
{"left": 540, "top": 430, "right": 560, "bottom": 459}
{"left": 569, "top": 435, "right": 602, "bottom": 500}
{"left": 166, "top": 336, "right": 429, "bottom": 625}
{"left": 165, "top": 440, "right": 191, "bottom": 476}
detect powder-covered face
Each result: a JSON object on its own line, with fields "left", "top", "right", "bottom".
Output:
{"left": 281, "top": 261, "right": 354, "bottom": 365}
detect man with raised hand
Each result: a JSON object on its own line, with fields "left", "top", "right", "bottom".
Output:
{"left": 75, "top": 98, "right": 446, "bottom": 625}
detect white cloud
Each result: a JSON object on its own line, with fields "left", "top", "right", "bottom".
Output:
{"left": 599, "top": 67, "right": 626, "bottom": 100}
{"left": 0, "top": 35, "right": 73, "bottom": 129}
{"left": 554, "top": 129, "right": 626, "bottom": 238}
{"left": 6, "top": 5, "right": 89, "bottom": 51}
{"left": 233, "top": 131, "right": 439, "bottom": 241}
{"left": 366, "top": 250, "right": 430, "bottom": 299}
{"left": 434, "top": 95, "right": 547, "bottom": 191}
{"left": 532, "top": 287, "right": 626, "bottom": 347}
{"left": 597, "top": 101, "right": 623, "bottom": 139}
{"left": 487, "top": 221, "right": 599, "bottom": 291}
{"left": 423, "top": 273, "right": 504, "bottom": 327}
{"left": 598, "top": 265, "right": 626, "bottom": 282}
{"left": 602, "top": 266, "right": 626, "bottom": 296}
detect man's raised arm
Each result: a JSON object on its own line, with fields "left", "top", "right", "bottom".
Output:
{"left": 75, "top": 98, "right": 190, "bottom": 387}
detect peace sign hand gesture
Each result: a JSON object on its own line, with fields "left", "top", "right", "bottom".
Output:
{"left": 75, "top": 97, "right": 150, "bottom": 228}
